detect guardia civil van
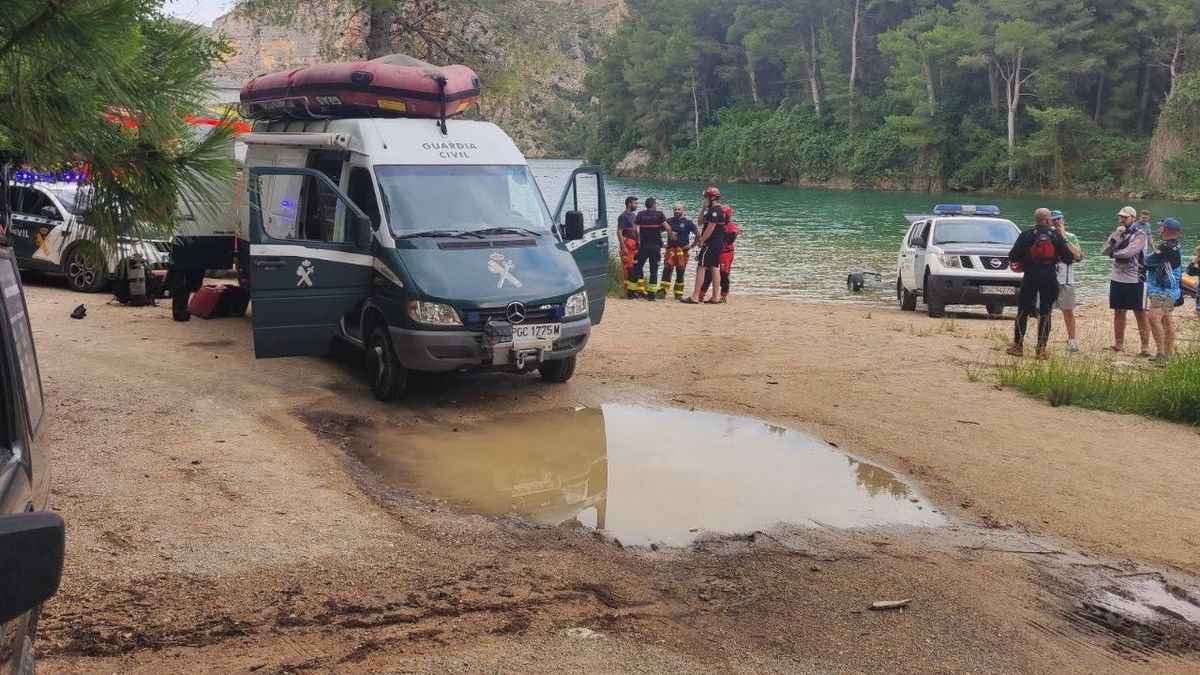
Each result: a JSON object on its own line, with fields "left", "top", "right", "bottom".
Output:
{"left": 237, "top": 118, "right": 608, "bottom": 399}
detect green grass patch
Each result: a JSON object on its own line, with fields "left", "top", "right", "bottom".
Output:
{"left": 607, "top": 254, "right": 625, "bottom": 298}
{"left": 996, "top": 351, "right": 1200, "bottom": 425}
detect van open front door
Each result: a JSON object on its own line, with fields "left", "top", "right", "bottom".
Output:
{"left": 246, "top": 167, "right": 375, "bottom": 358}
{"left": 554, "top": 166, "right": 608, "bottom": 325}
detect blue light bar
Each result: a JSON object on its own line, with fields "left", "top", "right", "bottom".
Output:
{"left": 933, "top": 204, "right": 1001, "bottom": 216}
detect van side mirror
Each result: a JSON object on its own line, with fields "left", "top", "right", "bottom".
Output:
{"left": 355, "top": 214, "right": 373, "bottom": 249}
{"left": 0, "top": 512, "right": 65, "bottom": 624}
{"left": 563, "top": 211, "right": 585, "bottom": 242}
{"left": 39, "top": 205, "right": 61, "bottom": 221}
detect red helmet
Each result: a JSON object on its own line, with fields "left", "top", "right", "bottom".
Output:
{"left": 703, "top": 186, "right": 721, "bottom": 200}
{"left": 722, "top": 205, "right": 733, "bottom": 218}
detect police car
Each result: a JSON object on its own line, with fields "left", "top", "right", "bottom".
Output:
{"left": 4, "top": 174, "right": 170, "bottom": 293}
{"left": 896, "top": 205, "right": 1023, "bottom": 317}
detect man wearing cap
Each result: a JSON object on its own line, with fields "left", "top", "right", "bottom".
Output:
{"left": 1050, "top": 210, "right": 1083, "bottom": 352}
{"left": 1100, "top": 206, "right": 1152, "bottom": 355}
{"left": 1144, "top": 217, "right": 1184, "bottom": 362}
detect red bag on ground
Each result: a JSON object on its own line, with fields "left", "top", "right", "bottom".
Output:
{"left": 187, "top": 285, "right": 227, "bottom": 320}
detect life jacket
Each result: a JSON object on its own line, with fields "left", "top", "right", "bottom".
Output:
{"left": 1029, "top": 229, "right": 1057, "bottom": 267}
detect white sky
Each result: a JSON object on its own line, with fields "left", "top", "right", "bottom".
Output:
{"left": 162, "top": 0, "right": 235, "bottom": 26}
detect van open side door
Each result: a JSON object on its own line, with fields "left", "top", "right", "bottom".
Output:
{"left": 554, "top": 166, "right": 608, "bottom": 325}
{"left": 246, "top": 167, "right": 375, "bottom": 358}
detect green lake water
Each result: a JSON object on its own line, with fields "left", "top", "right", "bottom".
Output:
{"left": 530, "top": 159, "right": 1200, "bottom": 307}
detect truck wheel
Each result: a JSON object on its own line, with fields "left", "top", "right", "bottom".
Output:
{"left": 366, "top": 326, "right": 406, "bottom": 401}
{"left": 62, "top": 245, "right": 107, "bottom": 293}
{"left": 898, "top": 280, "right": 917, "bottom": 311}
{"left": 538, "top": 355, "right": 576, "bottom": 383}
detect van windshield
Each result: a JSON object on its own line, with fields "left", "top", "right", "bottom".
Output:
{"left": 375, "top": 165, "right": 555, "bottom": 236}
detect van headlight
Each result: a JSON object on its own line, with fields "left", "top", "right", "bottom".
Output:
{"left": 564, "top": 291, "right": 589, "bottom": 319}
{"left": 408, "top": 300, "right": 462, "bottom": 326}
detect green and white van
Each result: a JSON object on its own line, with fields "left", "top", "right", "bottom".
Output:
{"left": 237, "top": 117, "right": 608, "bottom": 399}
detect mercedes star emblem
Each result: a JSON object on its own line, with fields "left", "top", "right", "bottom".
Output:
{"left": 506, "top": 301, "right": 526, "bottom": 324}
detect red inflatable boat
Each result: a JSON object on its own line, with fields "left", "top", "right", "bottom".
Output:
{"left": 240, "top": 54, "right": 480, "bottom": 121}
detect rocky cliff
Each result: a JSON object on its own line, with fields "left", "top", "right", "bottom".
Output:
{"left": 208, "top": 0, "right": 620, "bottom": 157}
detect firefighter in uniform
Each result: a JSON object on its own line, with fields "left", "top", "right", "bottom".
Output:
{"left": 701, "top": 204, "right": 741, "bottom": 303}
{"left": 631, "top": 197, "right": 670, "bottom": 301}
{"left": 617, "top": 196, "right": 640, "bottom": 298}
{"left": 660, "top": 202, "right": 699, "bottom": 300}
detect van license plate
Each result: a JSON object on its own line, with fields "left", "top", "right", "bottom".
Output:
{"left": 511, "top": 323, "right": 561, "bottom": 342}
{"left": 980, "top": 285, "right": 1014, "bottom": 295}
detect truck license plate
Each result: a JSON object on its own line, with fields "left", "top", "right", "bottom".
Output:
{"left": 511, "top": 323, "right": 561, "bottom": 342}
{"left": 980, "top": 285, "right": 1014, "bottom": 295}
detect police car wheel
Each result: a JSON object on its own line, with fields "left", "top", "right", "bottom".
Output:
{"left": 366, "top": 326, "right": 406, "bottom": 401}
{"left": 538, "top": 355, "right": 576, "bottom": 383}
{"left": 62, "top": 246, "right": 107, "bottom": 293}
{"left": 898, "top": 280, "right": 917, "bottom": 311}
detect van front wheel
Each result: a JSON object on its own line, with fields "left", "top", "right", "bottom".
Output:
{"left": 366, "top": 326, "right": 407, "bottom": 401}
{"left": 538, "top": 356, "right": 576, "bottom": 383}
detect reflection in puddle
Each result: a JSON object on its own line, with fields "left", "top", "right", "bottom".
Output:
{"left": 351, "top": 405, "right": 945, "bottom": 546}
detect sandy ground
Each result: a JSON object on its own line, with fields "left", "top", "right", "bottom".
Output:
{"left": 21, "top": 275, "right": 1200, "bottom": 674}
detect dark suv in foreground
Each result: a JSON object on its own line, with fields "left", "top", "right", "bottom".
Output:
{"left": 0, "top": 241, "right": 65, "bottom": 673}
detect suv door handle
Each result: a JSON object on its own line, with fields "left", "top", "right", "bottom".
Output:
{"left": 253, "top": 257, "right": 286, "bottom": 269}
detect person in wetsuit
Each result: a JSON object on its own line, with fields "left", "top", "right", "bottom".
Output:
{"left": 701, "top": 204, "right": 741, "bottom": 303}
{"left": 684, "top": 187, "right": 726, "bottom": 305}
{"left": 661, "top": 202, "right": 699, "bottom": 300}
{"left": 631, "top": 197, "right": 670, "bottom": 301}
{"left": 1007, "top": 207, "right": 1075, "bottom": 358}
{"left": 618, "top": 196, "right": 639, "bottom": 298}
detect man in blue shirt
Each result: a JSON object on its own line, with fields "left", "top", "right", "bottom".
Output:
{"left": 1145, "top": 217, "right": 1183, "bottom": 363}
{"left": 661, "top": 202, "right": 698, "bottom": 300}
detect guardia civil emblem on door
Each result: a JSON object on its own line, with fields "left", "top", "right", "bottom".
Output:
{"left": 296, "top": 259, "right": 315, "bottom": 287}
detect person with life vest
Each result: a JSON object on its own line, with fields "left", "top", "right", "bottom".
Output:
{"left": 630, "top": 197, "right": 670, "bottom": 302}
{"left": 700, "top": 204, "right": 741, "bottom": 303}
{"left": 1143, "top": 217, "right": 1184, "bottom": 363}
{"left": 683, "top": 187, "right": 727, "bottom": 305}
{"left": 1101, "top": 206, "right": 1153, "bottom": 356}
{"left": 1007, "top": 208, "right": 1076, "bottom": 358}
{"left": 660, "top": 202, "right": 698, "bottom": 300}
{"left": 618, "top": 196, "right": 640, "bottom": 298}
{"left": 1049, "top": 210, "right": 1084, "bottom": 353}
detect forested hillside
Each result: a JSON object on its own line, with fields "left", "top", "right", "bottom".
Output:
{"left": 219, "top": 0, "right": 617, "bottom": 156}
{"left": 585, "top": 0, "right": 1200, "bottom": 198}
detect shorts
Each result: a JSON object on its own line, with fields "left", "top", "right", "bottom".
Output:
{"left": 663, "top": 247, "right": 689, "bottom": 269}
{"left": 1054, "top": 284, "right": 1077, "bottom": 311}
{"left": 1109, "top": 280, "right": 1146, "bottom": 311}
{"left": 1148, "top": 295, "right": 1177, "bottom": 311}
{"left": 701, "top": 246, "right": 721, "bottom": 268}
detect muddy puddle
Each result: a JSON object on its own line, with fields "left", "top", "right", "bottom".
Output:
{"left": 346, "top": 405, "right": 945, "bottom": 547}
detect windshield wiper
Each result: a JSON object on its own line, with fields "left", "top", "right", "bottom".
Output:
{"left": 469, "top": 226, "right": 541, "bottom": 237}
{"left": 396, "top": 229, "right": 484, "bottom": 240}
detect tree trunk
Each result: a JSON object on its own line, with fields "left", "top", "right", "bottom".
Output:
{"left": 691, "top": 72, "right": 701, "bottom": 149}
{"left": 922, "top": 57, "right": 936, "bottom": 111}
{"left": 807, "top": 18, "right": 823, "bottom": 116}
{"left": 1005, "top": 51, "right": 1022, "bottom": 184}
{"left": 987, "top": 62, "right": 1001, "bottom": 113}
{"left": 1137, "top": 61, "right": 1153, "bottom": 131}
{"left": 364, "top": 2, "right": 400, "bottom": 58}
{"left": 748, "top": 63, "right": 759, "bottom": 104}
{"left": 1093, "top": 73, "right": 1104, "bottom": 124}
{"left": 848, "top": 0, "right": 861, "bottom": 131}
